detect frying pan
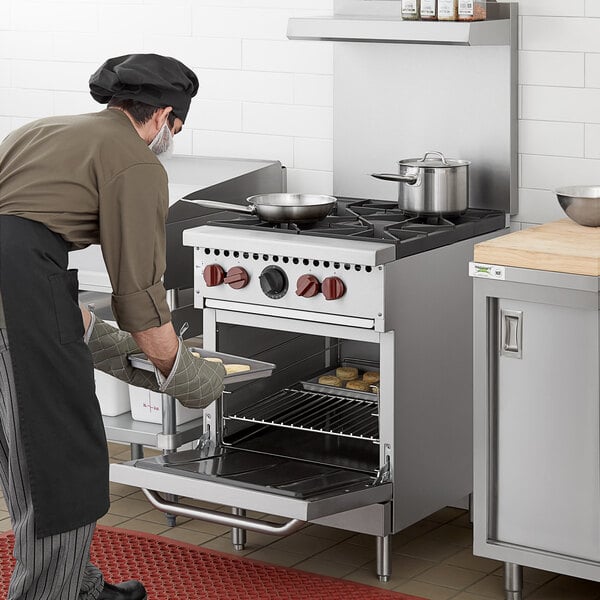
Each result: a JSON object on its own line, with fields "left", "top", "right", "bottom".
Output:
{"left": 182, "top": 193, "right": 337, "bottom": 225}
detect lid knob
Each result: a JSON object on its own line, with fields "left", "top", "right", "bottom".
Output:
{"left": 421, "top": 150, "right": 447, "bottom": 164}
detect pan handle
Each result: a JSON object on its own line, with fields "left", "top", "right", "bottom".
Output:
{"left": 371, "top": 173, "right": 418, "bottom": 184}
{"left": 181, "top": 198, "right": 256, "bottom": 214}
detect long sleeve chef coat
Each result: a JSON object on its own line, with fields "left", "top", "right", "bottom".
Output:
{"left": 0, "top": 109, "right": 171, "bottom": 332}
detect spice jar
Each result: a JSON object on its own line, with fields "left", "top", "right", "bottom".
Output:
{"left": 458, "top": 0, "right": 486, "bottom": 20}
{"left": 401, "top": 0, "right": 420, "bottom": 20}
{"left": 420, "top": 0, "right": 437, "bottom": 20}
{"left": 437, "top": 0, "right": 458, "bottom": 20}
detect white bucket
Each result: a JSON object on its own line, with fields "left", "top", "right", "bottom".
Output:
{"left": 95, "top": 370, "right": 130, "bottom": 416}
{"left": 129, "top": 386, "right": 202, "bottom": 425}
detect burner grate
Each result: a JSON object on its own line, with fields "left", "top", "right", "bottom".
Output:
{"left": 206, "top": 198, "right": 507, "bottom": 258}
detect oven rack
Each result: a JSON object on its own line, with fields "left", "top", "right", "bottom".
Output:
{"left": 225, "top": 387, "right": 379, "bottom": 442}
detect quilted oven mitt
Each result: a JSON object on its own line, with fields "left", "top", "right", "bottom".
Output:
{"left": 156, "top": 338, "right": 226, "bottom": 409}
{"left": 85, "top": 313, "right": 160, "bottom": 391}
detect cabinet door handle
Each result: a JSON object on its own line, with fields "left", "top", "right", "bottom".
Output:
{"left": 500, "top": 309, "right": 523, "bottom": 359}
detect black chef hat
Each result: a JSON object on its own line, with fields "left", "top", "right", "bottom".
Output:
{"left": 89, "top": 53, "right": 199, "bottom": 123}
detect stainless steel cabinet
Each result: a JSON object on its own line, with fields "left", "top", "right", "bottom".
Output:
{"left": 472, "top": 266, "right": 600, "bottom": 600}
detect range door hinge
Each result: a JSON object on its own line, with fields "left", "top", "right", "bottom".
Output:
{"left": 195, "top": 430, "right": 211, "bottom": 452}
{"left": 373, "top": 444, "right": 392, "bottom": 486}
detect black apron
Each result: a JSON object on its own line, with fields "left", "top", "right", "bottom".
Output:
{"left": 0, "top": 216, "right": 109, "bottom": 538}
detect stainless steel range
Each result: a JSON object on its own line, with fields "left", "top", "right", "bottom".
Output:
{"left": 111, "top": 200, "right": 506, "bottom": 579}
{"left": 111, "top": 1, "right": 518, "bottom": 580}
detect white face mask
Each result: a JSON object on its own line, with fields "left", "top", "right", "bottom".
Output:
{"left": 148, "top": 120, "right": 174, "bottom": 158}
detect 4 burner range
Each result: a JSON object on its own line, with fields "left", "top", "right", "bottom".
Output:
{"left": 209, "top": 198, "right": 506, "bottom": 258}
{"left": 111, "top": 197, "right": 507, "bottom": 581}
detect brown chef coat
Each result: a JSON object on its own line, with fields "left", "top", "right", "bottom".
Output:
{"left": 0, "top": 109, "right": 171, "bottom": 332}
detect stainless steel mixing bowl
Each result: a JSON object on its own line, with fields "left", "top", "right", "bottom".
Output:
{"left": 555, "top": 185, "right": 600, "bottom": 227}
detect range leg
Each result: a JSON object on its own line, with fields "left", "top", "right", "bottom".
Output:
{"left": 130, "top": 443, "right": 144, "bottom": 460}
{"left": 161, "top": 393, "right": 178, "bottom": 527}
{"left": 468, "top": 492, "right": 473, "bottom": 524}
{"left": 504, "top": 562, "right": 523, "bottom": 600}
{"left": 376, "top": 535, "right": 391, "bottom": 582}
{"left": 232, "top": 508, "right": 247, "bottom": 551}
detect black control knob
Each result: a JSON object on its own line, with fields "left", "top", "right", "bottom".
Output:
{"left": 259, "top": 266, "right": 288, "bottom": 299}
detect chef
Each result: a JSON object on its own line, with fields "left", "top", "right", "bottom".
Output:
{"left": 0, "top": 54, "right": 225, "bottom": 600}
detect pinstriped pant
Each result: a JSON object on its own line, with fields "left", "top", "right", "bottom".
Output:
{"left": 0, "top": 329, "right": 105, "bottom": 600}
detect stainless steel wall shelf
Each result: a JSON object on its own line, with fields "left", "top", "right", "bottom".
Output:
{"left": 287, "top": 1, "right": 513, "bottom": 46}
{"left": 287, "top": 16, "right": 511, "bottom": 46}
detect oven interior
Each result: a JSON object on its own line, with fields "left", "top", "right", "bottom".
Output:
{"left": 136, "top": 323, "right": 386, "bottom": 500}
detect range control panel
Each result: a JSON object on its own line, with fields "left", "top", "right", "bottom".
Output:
{"left": 183, "top": 225, "right": 397, "bottom": 322}
{"left": 193, "top": 246, "right": 385, "bottom": 320}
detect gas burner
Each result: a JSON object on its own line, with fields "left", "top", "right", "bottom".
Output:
{"left": 347, "top": 200, "right": 461, "bottom": 230}
{"left": 297, "top": 215, "right": 370, "bottom": 232}
{"left": 386, "top": 217, "right": 456, "bottom": 237}
{"left": 209, "top": 214, "right": 373, "bottom": 236}
{"left": 346, "top": 199, "right": 405, "bottom": 218}
{"left": 405, "top": 215, "right": 455, "bottom": 228}
{"left": 302, "top": 216, "right": 373, "bottom": 237}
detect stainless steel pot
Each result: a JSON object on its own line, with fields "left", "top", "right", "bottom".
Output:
{"left": 182, "top": 193, "right": 337, "bottom": 225}
{"left": 371, "top": 151, "right": 470, "bottom": 215}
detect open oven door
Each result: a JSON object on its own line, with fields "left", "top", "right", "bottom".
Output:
{"left": 110, "top": 443, "right": 391, "bottom": 534}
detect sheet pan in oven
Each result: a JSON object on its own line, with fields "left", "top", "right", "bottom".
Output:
{"left": 302, "top": 359, "right": 380, "bottom": 402}
{"left": 129, "top": 348, "right": 275, "bottom": 385}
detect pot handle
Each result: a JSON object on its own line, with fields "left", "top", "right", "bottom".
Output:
{"left": 371, "top": 173, "right": 418, "bottom": 184}
{"left": 181, "top": 198, "right": 256, "bottom": 214}
{"left": 421, "top": 151, "right": 448, "bottom": 164}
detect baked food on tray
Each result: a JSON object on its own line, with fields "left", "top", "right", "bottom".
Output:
{"left": 346, "top": 379, "right": 372, "bottom": 392}
{"left": 363, "top": 371, "right": 380, "bottom": 384}
{"left": 318, "top": 375, "right": 342, "bottom": 387}
{"left": 336, "top": 366, "right": 359, "bottom": 381}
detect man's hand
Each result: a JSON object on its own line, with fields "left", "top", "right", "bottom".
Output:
{"left": 80, "top": 304, "right": 179, "bottom": 379}
{"left": 81, "top": 305, "right": 224, "bottom": 407}
{"left": 157, "top": 340, "right": 225, "bottom": 409}
{"left": 82, "top": 311, "right": 160, "bottom": 391}
{"left": 131, "top": 322, "right": 179, "bottom": 377}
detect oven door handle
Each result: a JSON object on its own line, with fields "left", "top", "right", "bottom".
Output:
{"left": 142, "top": 489, "right": 305, "bottom": 535}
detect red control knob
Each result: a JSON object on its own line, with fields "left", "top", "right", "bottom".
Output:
{"left": 295, "top": 274, "right": 320, "bottom": 298}
{"left": 224, "top": 266, "right": 250, "bottom": 289}
{"left": 322, "top": 276, "right": 346, "bottom": 301}
{"left": 203, "top": 264, "right": 225, "bottom": 287}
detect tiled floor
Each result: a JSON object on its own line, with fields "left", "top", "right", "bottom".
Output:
{"left": 2, "top": 441, "right": 600, "bottom": 599}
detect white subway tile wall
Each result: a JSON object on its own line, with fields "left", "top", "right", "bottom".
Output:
{"left": 0, "top": 60, "right": 9, "bottom": 88}
{"left": 585, "top": 124, "right": 600, "bottom": 159}
{"left": 0, "top": 117, "right": 10, "bottom": 143}
{"left": 0, "top": 0, "right": 599, "bottom": 227}
{"left": 0, "top": 3, "right": 9, "bottom": 30}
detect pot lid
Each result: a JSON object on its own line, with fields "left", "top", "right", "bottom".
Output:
{"left": 400, "top": 151, "right": 471, "bottom": 168}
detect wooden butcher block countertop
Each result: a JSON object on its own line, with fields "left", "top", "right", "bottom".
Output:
{"left": 474, "top": 219, "right": 600, "bottom": 277}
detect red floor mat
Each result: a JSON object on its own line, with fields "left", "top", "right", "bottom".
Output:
{"left": 0, "top": 526, "right": 428, "bottom": 600}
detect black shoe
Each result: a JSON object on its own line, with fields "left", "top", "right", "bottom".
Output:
{"left": 97, "top": 580, "right": 147, "bottom": 600}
